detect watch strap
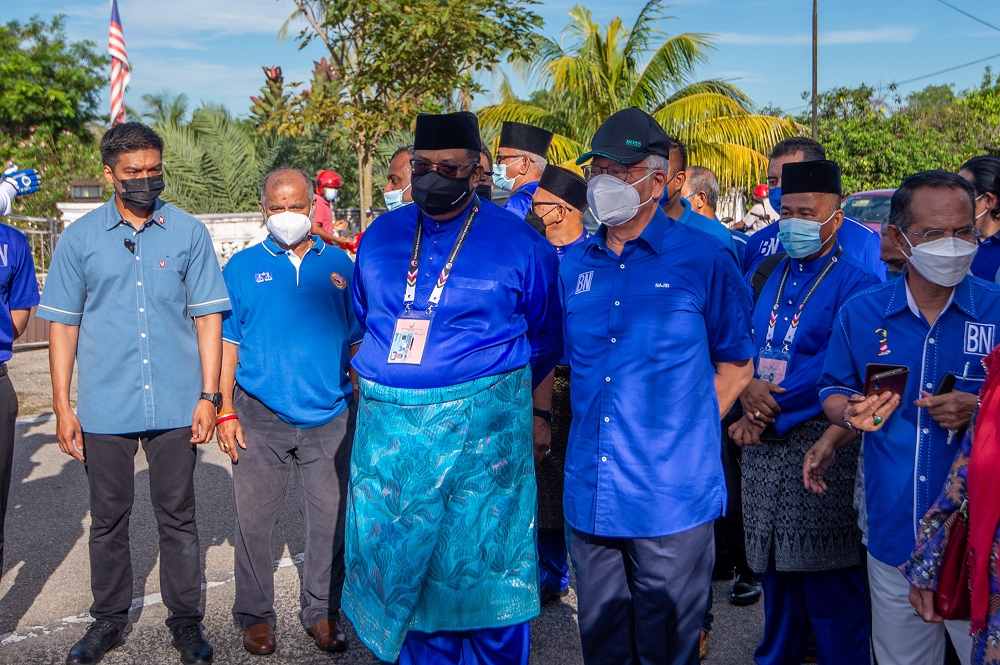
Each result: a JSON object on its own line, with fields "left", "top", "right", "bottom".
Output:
{"left": 533, "top": 407, "right": 554, "bottom": 423}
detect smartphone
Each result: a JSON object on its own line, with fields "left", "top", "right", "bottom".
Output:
{"left": 934, "top": 373, "right": 956, "bottom": 396}
{"left": 864, "top": 363, "right": 910, "bottom": 397}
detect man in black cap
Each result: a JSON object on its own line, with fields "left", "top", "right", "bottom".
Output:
{"left": 730, "top": 159, "right": 878, "bottom": 664}
{"left": 561, "top": 106, "right": 754, "bottom": 664}
{"left": 526, "top": 165, "right": 590, "bottom": 606}
{"left": 494, "top": 121, "right": 554, "bottom": 220}
{"left": 343, "top": 111, "right": 563, "bottom": 664}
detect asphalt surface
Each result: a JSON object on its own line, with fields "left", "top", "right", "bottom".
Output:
{"left": 0, "top": 349, "right": 764, "bottom": 664}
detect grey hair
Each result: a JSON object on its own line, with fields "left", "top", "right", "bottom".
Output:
{"left": 260, "top": 167, "right": 313, "bottom": 204}
{"left": 686, "top": 166, "right": 719, "bottom": 209}
{"left": 643, "top": 154, "right": 670, "bottom": 174}
{"left": 525, "top": 151, "right": 547, "bottom": 169}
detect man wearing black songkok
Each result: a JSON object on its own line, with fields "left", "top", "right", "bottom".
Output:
{"left": 494, "top": 121, "right": 554, "bottom": 220}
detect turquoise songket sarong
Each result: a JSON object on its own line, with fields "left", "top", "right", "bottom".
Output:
{"left": 343, "top": 366, "right": 540, "bottom": 662}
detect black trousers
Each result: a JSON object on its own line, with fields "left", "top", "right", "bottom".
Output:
{"left": 720, "top": 420, "right": 753, "bottom": 577}
{"left": 83, "top": 428, "right": 203, "bottom": 630}
{"left": 0, "top": 371, "right": 18, "bottom": 568}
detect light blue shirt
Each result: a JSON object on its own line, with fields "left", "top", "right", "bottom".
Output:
{"left": 222, "top": 236, "right": 361, "bottom": 427}
{"left": 819, "top": 274, "right": 1000, "bottom": 565}
{"left": 38, "top": 197, "right": 230, "bottom": 434}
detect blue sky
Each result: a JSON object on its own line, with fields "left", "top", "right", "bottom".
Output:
{"left": 12, "top": 0, "right": 1000, "bottom": 120}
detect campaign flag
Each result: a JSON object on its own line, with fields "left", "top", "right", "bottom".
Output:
{"left": 109, "top": 0, "right": 130, "bottom": 126}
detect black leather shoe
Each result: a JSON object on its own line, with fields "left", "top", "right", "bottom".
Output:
{"left": 730, "top": 571, "right": 762, "bottom": 606}
{"left": 171, "top": 622, "right": 214, "bottom": 665}
{"left": 66, "top": 620, "right": 124, "bottom": 665}
{"left": 540, "top": 585, "right": 569, "bottom": 606}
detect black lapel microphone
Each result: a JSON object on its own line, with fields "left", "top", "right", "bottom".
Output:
{"left": 124, "top": 238, "right": 136, "bottom": 254}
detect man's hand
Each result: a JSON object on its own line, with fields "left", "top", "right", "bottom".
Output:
{"left": 739, "top": 378, "right": 786, "bottom": 425}
{"left": 844, "top": 391, "right": 901, "bottom": 432}
{"left": 333, "top": 219, "right": 349, "bottom": 232}
{"left": 908, "top": 586, "right": 943, "bottom": 623}
{"left": 729, "top": 414, "right": 766, "bottom": 447}
{"left": 216, "top": 418, "right": 245, "bottom": 462}
{"left": 55, "top": 407, "right": 85, "bottom": 461}
{"left": 3, "top": 168, "right": 40, "bottom": 196}
{"left": 190, "top": 400, "right": 216, "bottom": 443}
{"left": 914, "top": 390, "right": 977, "bottom": 430}
{"left": 803, "top": 438, "right": 837, "bottom": 494}
{"left": 533, "top": 417, "right": 551, "bottom": 463}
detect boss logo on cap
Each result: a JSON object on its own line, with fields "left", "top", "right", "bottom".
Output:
{"left": 625, "top": 139, "right": 642, "bottom": 148}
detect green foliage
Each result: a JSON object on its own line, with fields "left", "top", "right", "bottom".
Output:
{"left": 478, "top": 0, "right": 800, "bottom": 188}
{"left": 0, "top": 16, "right": 108, "bottom": 140}
{"left": 249, "top": 66, "right": 289, "bottom": 130}
{"left": 140, "top": 91, "right": 189, "bottom": 127}
{"left": 269, "top": 129, "right": 361, "bottom": 206}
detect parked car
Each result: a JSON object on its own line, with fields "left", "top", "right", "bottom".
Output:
{"left": 841, "top": 189, "right": 895, "bottom": 234}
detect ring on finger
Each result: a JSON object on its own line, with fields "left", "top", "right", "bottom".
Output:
{"left": 872, "top": 414, "right": 883, "bottom": 426}
{"left": 221, "top": 443, "right": 229, "bottom": 450}
{"left": 753, "top": 410, "right": 762, "bottom": 420}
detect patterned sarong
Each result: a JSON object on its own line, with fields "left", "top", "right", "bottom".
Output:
{"left": 343, "top": 366, "right": 539, "bottom": 662}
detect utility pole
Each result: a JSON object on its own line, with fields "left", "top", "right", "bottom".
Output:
{"left": 811, "top": 0, "right": 818, "bottom": 139}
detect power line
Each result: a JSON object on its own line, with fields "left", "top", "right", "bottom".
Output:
{"left": 931, "top": 0, "right": 1000, "bottom": 35}
{"left": 896, "top": 50, "right": 1000, "bottom": 85}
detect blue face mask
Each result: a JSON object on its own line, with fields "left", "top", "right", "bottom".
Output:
{"left": 768, "top": 186, "right": 782, "bottom": 214}
{"left": 492, "top": 162, "right": 518, "bottom": 192}
{"left": 776, "top": 211, "right": 836, "bottom": 259}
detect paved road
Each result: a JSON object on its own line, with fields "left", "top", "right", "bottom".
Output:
{"left": 0, "top": 351, "right": 763, "bottom": 664}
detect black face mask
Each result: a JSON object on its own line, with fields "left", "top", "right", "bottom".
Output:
{"left": 524, "top": 210, "right": 547, "bottom": 236}
{"left": 116, "top": 174, "right": 164, "bottom": 210}
{"left": 475, "top": 183, "right": 494, "bottom": 202}
{"left": 411, "top": 171, "right": 473, "bottom": 216}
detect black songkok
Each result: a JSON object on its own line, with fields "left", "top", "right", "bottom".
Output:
{"left": 781, "top": 159, "right": 843, "bottom": 196}
{"left": 499, "top": 121, "right": 553, "bottom": 157}
{"left": 413, "top": 112, "right": 481, "bottom": 152}
{"left": 537, "top": 165, "right": 589, "bottom": 211}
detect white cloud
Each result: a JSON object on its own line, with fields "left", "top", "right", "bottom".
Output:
{"left": 716, "top": 26, "right": 918, "bottom": 46}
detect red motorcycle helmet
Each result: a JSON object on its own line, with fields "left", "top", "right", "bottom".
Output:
{"left": 753, "top": 184, "right": 769, "bottom": 200}
{"left": 316, "top": 170, "right": 343, "bottom": 194}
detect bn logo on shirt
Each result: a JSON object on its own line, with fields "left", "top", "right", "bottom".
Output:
{"left": 964, "top": 322, "right": 995, "bottom": 356}
{"left": 576, "top": 271, "right": 594, "bottom": 294}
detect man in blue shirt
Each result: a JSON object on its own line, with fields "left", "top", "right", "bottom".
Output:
{"left": 0, "top": 166, "right": 41, "bottom": 583}
{"left": 38, "top": 122, "right": 229, "bottom": 665}
{"left": 960, "top": 155, "right": 1000, "bottom": 282}
{"left": 526, "top": 165, "right": 590, "bottom": 607}
{"left": 217, "top": 168, "right": 361, "bottom": 657}
{"left": 744, "top": 137, "right": 885, "bottom": 280}
{"left": 563, "top": 106, "right": 755, "bottom": 664}
{"left": 494, "top": 121, "right": 553, "bottom": 221}
{"left": 344, "top": 112, "right": 562, "bottom": 664}
{"left": 814, "top": 171, "right": 994, "bottom": 665}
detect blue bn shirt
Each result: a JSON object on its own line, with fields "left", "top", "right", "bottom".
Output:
{"left": 0, "top": 223, "right": 40, "bottom": 362}
{"left": 503, "top": 181, "right": 538, "bottom": 220}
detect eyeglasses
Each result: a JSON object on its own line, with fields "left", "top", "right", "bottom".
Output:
{"left": 904, "top": 226, "right": 978, "bottom": 242}
{"left": 496, "top": 153, "right": 526, "bottom": 164}
{"left": 531, "top": 201, "right": 569, "bottom": 216}
{"left": 410, "top": 159, "right": 478, "bottom": 178}
{"left": 582, "top": 164, "right": 653, "bottom": 182}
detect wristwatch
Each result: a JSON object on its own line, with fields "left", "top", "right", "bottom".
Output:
{"left": 843, "top": 418, "right": 861, "bottom": 436}
{"left": 200, "top": 391, "right": 223, "bottom": 408}
{"left": 533, "top": 407, "right": 554, "bottom": 423}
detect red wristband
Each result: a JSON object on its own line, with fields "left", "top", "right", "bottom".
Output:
{"left": 216, "top": 413, "right": 239, "bottom": 425}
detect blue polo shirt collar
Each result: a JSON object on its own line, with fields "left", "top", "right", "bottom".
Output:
{"left": 105, "top": 196, "right": 167, "bottom": 231}
{"left": 883, "top": 272, "right": 975, "bottom": 320}
{"left": 262, "top": 234, "right": 326, "bottom": 257}
{"left": 588, "top": 208, "right": 670, "bottom": 257}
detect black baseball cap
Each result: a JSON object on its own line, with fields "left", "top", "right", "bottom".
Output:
{"left": 576, "top": 107, "right": 672, "bottom": 165}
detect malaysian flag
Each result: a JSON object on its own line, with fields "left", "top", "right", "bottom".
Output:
{"left": 108, "top": 0, "right": 130, "bottom": 126}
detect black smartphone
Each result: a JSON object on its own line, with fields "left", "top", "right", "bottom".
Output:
{"left": 864, "top": 364, "right": 910, "bottom": 398}
{"left": 934, "top": 373, "right": 956, "bottom": 396}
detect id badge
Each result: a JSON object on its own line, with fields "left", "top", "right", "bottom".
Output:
{"left": 388, "top": 310, "right": 433, "bottom": 365}
{"left": 757, "top": 348, "right": 789, "bottom": 385}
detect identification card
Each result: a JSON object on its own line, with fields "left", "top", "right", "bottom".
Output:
{"left": 757, "top": 349, "right": 789, "bottom": 385}
{"left": 388, "top": 311, "right": 433, "bottom": 365}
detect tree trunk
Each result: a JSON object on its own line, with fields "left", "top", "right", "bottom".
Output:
{"left": 357, "top": 138, "right": 375, "bottom": 230}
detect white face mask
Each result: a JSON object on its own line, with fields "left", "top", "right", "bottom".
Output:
{"left": 266, "top": 210, "right": 313, "bottom": 247}
{"left": 384, "top": 183, "right": 411, "bottom": 211}
{"left": 493, "top": 162, "right": 518, "bottom": 192}
{"left": 587, "top": 171, "right": 656, "bottom": 228}
{"left": 975, "top": 194, "right": 990, "bottom": 222}
{"left": 902, "top": 233, "right": 978, "bottom": 287}
{"left": 323, "top": 187, "right": 339, "bottom": 202}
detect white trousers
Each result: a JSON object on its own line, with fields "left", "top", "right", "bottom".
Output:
{"left": 868, "top": 552, "right": 973, "bottom": 665}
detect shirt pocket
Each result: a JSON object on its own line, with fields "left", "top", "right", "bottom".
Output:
{"left": 152, "top": 257, "right": 188, "bottom": 303}
{"left": 449, "top": 276, "right": 498, "bottom": 292}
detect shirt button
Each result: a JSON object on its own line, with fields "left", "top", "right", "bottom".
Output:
{"left": 787, "top": 300, "right": 793, "bottom": 305}
{"left": 143, "top": 359, "right": 148, "bottom": 364}
{"left": 139, "top": 308, "right": 144, "bottom": 312}
{"left": 929, "top": 338, "right": 935, "bottom": 344}
{"left": 614, "top": 301, "right": 620, "bottom": 306}
{"left": 922, "top": 428, "right": 930, "bottom": 434}
{"left": 925, "top": 382, "right": 933, "bottom": 389}
{"left": 141, "top": 333, "right": 146, "bottom": 338}
{"left": 793, "top": 282, "right": 798, "bottom": 286}
{"left": 611, "top": 337, "right": 617, "bottom": 343}
{"left": 605, "top": 376, "right": 611, "bottom": 382}
{"left": 136, "top": 281, "right": 142, "bottom": 286}
{"left": 619, "top": 264, "right": 625, "bottom": 269}
{"left": 144, "top": 385, "right": 150, "bottom": 390}
{"left": 783, "top": 317, "right": 789, "bottom": 321}
{"left": 919, "top": 475, "right": 927, "bottom": 482}
{"left": 135, "top": 256, "right": 140, "bottom": 261}
{"left": 603, "top": 416, "right": 610, "bottom": 423}
{"left": 601, "top": 456, "right": 608, "bottom": 462}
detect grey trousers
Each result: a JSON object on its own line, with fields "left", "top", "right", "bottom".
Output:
{"left": 83, "top": 427, "right": 202, "bottom": 630}
{"left": 570, "top": 521, "right": 714, "bottom": 665}
{"left": 231, "top": 386, "right": 355, "bottom": 631}
{"left": 0, "top": 372, "right": 18, "bottom": 568}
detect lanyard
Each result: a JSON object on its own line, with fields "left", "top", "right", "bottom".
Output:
{"left": 404, "top": 198, "right": 480, "bottom": 311}
{"left": 764, "top": 247, "right": 843, "bottom": 352}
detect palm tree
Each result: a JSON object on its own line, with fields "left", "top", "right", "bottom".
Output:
{"left": 140, "top": 90, "right": 189, "bottom": 127}
{"left": 478, "top": 0, "right": 800, "bottom": 188}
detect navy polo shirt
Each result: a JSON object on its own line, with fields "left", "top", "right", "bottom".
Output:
{"left": 819, "top": 274, "right": 1000, "bottom": 565}
{"left": 38, "top": 197, "right": 231, "bottom": 434}
{"left": 971, "top": 232, "right": 1000, "bottom": 283}
{"left": 560, "top": 208, "right": 754, "bottom": 538}
{"left": 222, "top": 236, "right": 361, "bottom": 428}
{"left": 744, "top": 215, "right": 886, "bottom": 281}
{"left": 503, "top": 181, "right": 538, "bottom": 220}
{"left": 0, "top": 223, "right": 40, "bottom": 362}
